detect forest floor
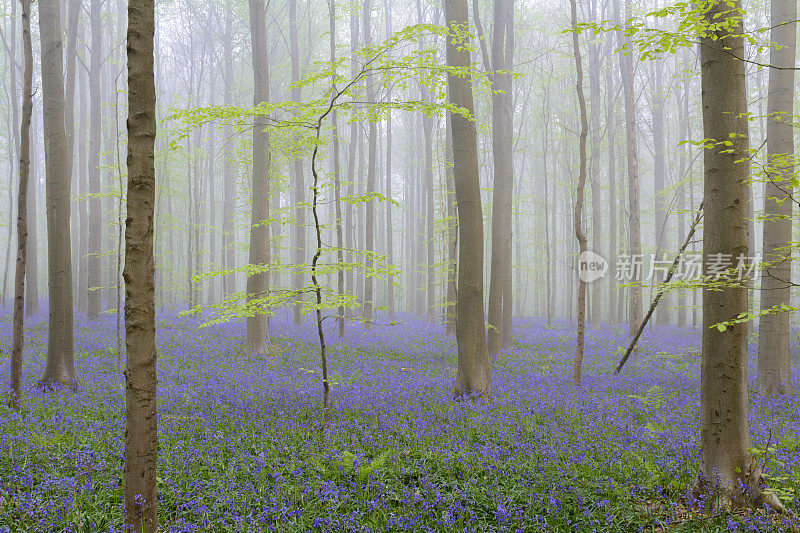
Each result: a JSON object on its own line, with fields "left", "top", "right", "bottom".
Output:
{"left": 0, "top": 309, "right": 799, "bottom": 532}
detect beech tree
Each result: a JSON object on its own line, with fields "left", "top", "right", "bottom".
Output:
{"left": 245, "top": 0, "right": 272, "bottom": 355}
{"left": 445, "top": 0, "right": 491, "bottom": 398}
{"left": 37, "top": 0, "right": 76, "bottom": 389}
{"left": 123, "top": 0, "right": 158, "bottom": 529}
{"left": 757, "top": 0, "right": 795, "bottom": 397}
{"left": 9, "top": 0, "right": 34, "bottom": 409}
{"left": 695, "top": 0, "right": 781, "bottom": 510}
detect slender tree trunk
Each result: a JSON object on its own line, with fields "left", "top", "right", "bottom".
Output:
{"left": 614, "top": 0, "right": 641, "bottom": 336}
{"left": 4, "top": 0, "right": 21, "bottom": 312}
{"left": 26, "top": 119, "right": 38, "bottom": 316}
{"left": 345, "top": 8, "right": 358, "bottom": 320}
{"left": 587, "top": 0, "right": 603, "bottom": 326}
{"left": 88, "top": 0, "right": 103, "bottom": 320}
{"left": 445, "top": 111, "right": 457, "bottom": 334}
{"left": 695, "top": 0, "right": 779, "bottom": 510}
{"left": 542, "top": 83, "right": 552, "bottom": 327}
{"left": 384, "top": 0, "right": 396, "bottom": 323}
{"left": 651, "top": 58, "right": 669, "bottom": 326}
{"left": 571, "top": 0, "right": 588, "bottom": 386}
{"left": 246, "top": 0, "right": 271, "bottom": 355}
{"left": 486, "top": 0, "right": 514, "bottom": 354}
{"left": 222, "top": 0, "right": 236, "bottom": 298}
{"left": 78, "top": 33, "right": 88, "bottom": 315}
{"left": 64, "top": 0, "right": 81, "bottom": 303}
{"left": 328, "top": 0, "right": 345, "bottom": 337}
{"left": 757, "top": 0, "right": 795, "bottom": 397}
{"left": 673, "top": 68, "right": 688, "bottom": 328}
{"left": 123, "top": 0, "right": 158, "bottom": 528}
{"left": 290, "top": 0, "right": 306, "bottom": 325}
{"left": 605, "top": 43, "right": 617, "bottom": 326}
{"left": 10, "top": 0, "right": 34, "bottom": 410}
{"left": 362, "top": 0, "right": 376, "bottom": 328}
{"left": 38, "top": 0, "right": 76, "bottom": 388}
{"left": 446, "top": 0, "right": 491, "bottom": 397}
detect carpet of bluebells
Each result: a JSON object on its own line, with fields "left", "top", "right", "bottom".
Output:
{"left": 1, "top": 308, "right": 799, "bottom": 532}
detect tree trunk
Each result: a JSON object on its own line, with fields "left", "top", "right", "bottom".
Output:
{"left": 25, "top": 120, "right": 38, "bottom": 316}
{"left": 290, "top": 0, "right": 306, "bottom": 325}
{"left": 88, "top": 0, "right": 103, "bottom": 320}
{"left": 123, "top": 0, "right": 158, "bottom": 529}
{"left": 10, "top": 0, "right": 34, "bottom": 409}
{"left": 345, "top": 9, "right": 358, "bottom": 320}
{"left": 328, "top": 0, "right": 345, "bottom": 337}
{"left": 246, "top": 0, "right": 271, "bottom": 355}
{"left": 222, "top": 0, "right": 236, "bottom": 298}
{"left": 542, "top": 83, "right": 552, "bottom": 327}
{"left": 486, "top": 0, "right": 514, "bottom": 354}
{"left": 605, "top": 41, "right": 617, "bottom": 326}
{"left": 38, "top": 0, "right": 76, "bottom": 389}
{"left": 362, "top": 0, "right": 376, "bottom": 328}
{"left": 445, "top": 0, "right": 491, "bottom": 398}
{"left": 78, "top": 30, "right": 89, "bottom": 315}
{"left": 445, "top": 110, "right": 457, "bottom": 334}
{"left": 570, "top": 0, "right": 588, "bottom": 386}
{"left": 614, "top": 0, "right": 641, "bottom": 336}
{"left": 695, "top": 0, "right": 777, "bottom": 509}
{"left": 757, "top": 0, "right": 795, "bottom": 397}
{"left": 587, "top": 0, "right": 603, "bottom": 326}
{"left": 651, "top": 59, "right": 669, "bottom": 326}
{"left": 64, "top": 0, "right": 81, "bottom": 307}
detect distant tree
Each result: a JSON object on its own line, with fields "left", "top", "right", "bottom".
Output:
{"left": 362, "top": 0, "right": 376, "bottom": 329}
{"left": 474, "top": 0, "right": 514, "bottom": 354}
{"left": 37, "top": 0, "right": 76, "bottom": 389}
{"left": 87, "top": 0, "right": 103, "bottom": 320}
{"left": 613, "top": 0, "right": 641, "bottom": 336}
{"left": 445, "top": 0, "right": 491, "bottom": 398}
{"left": 757, "top": 0, "right": 795, "bottom": 397}
{"left": 290, "top": 0, "right": 306, "bottom": 326}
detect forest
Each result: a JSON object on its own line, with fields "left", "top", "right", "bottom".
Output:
{"left": 0, "top": 0, "right": 799, "bottom": 531}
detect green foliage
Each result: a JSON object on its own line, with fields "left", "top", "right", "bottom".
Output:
{"left": 166, "top": 22, "right": 488, "bottom": 330}
{"left": 572, "top": 1, "right": 767, "bottom": 62}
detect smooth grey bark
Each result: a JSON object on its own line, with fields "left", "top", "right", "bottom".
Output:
{"left": 246, "top": 0, "right": 271, "bottom": 355}
{"left": 362, "top": 0, "right": 376, "bottom": 328}
{"left": 757, "top": 0, "right": 795, "bottom": 397}
{"left": 384, "top": 0, "right": 396, "bottom": 323}
{"left": 651, "top": 58, "right": 669, "bottom": 326}
{"left": 445, "top": 0, "right": 491, "bottom": 398}
{"left": 123, "top": 0, "right": 158, "bottom": 529}
{"left": 222, "top": 0, "right": 236, "bottom": 298}
{"left": 605, "top": 37, "right": 617, "bottom": 325}
{"left": 78, "top": 28, "right": 88, "bottom": 315}
{"left": 481, "top": 0, "right": 514, "bottom": 354}
{"left": 25, "top": 115, "right": 38, "bottom": 316}
{"left": 64, "top": 0, "right": 81, "bottom": 293}
{"left": 587, "top": 0, "right": 602, "bottom": 326}
{"left": 445, "top": 110, "right": 457, "bottom": 334}
{"left": 542, "top": 79, "right": 552, "bottom": 327}
{"left": 695, "top": 0, "right": 781, "bottom": 510}
{"left": 87, "top": 0, "right": 103, "bottom": 320}
{"left": 290, "top": 0, "right": 306, "bottom": 325}
{"left": 38, "top": 0, "right": 76, "bottom": 388}
{"left": 614, "top": 0, "right": 641, "bottom": 336}
{"left": 328, "top": 0, "right": 345, "bottom": 337}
